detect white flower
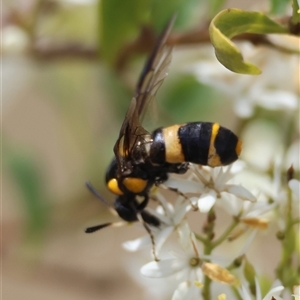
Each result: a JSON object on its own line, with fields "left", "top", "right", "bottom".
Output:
{"left": 189, "top": 44, "right": 299, "bottom": 118}
{"left": 141, "top": 222, "right": 237, "bottom": 300}
{"left": 141, "top": 222, "right": 204, "bottom": 300}
{"left": 240, "top": 120, "right": 284, "bottom": 172}
{"left": 220, "top": 192, "right": 276, "bottom": 246}
{"left": 123, "top": 193, "right": 191, "bottom": 255}
{"left": 239, "top": 278, "right": 284, "bottom": 300}
{"left": 166, "top": 163, "right": 256, "bottom": 213}
{"left": 124, "top": 253, "right": 179, "bottom": 300}
{"left": 221, "top": 192, "right": 274, "bottom": 221}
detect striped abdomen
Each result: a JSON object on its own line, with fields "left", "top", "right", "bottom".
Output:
{"left": 150, "top": 122, "right": 242, "bottom": 167}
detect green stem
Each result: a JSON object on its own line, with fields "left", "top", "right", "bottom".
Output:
{"left": 276, "top": 184, "right": 297, "bottom": 288}
{"left": 200, "top": 211, "right": 242, "bottom": 299}
{"left": 212, "top": 215, "right": 240, "bottom": 248}
{"left": 194, "top": 233, "right": 208, "bottom": 244}
{"left": 231, "top": 286, "right": 243, "bottom": 300}
{"left": 202, "top": 274, "right": 212, "bottom": 300}
{"left": 287, "top": 218, "right": 300, "bottom": 230}
{"left": 201, "top": 208, "right": 216, "bottom": 300}
{"left": 292, "top": 0, "right": 300, "bottom": 25}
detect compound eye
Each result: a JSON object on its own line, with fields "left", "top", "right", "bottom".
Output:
{"left": 123, "top": 177, "right": 148, "bottom": 194}
{"left": 236, "top": 139, "right": 243, "bottom": 156}
{"left": 107, "top": 178, "right": 123, "bottom": 195}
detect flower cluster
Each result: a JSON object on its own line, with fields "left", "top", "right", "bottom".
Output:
{"left": 118, "top": 38, "right": 299, "bottom": 298}
{"left": 121, "top": 159, "right": 299, "bottom": 299}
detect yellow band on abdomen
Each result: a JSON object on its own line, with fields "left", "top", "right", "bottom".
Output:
{"left": 162, "top": 124, "right": 185, "bottom": 163}
{"left": 207, "top": 123, "right": 222, "bottom": 167}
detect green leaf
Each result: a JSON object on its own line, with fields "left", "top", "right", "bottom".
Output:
{"left": 209, "top": 8, "right": 289, "bottom": 74}
{"left": 100, "top": 0, "right": 150, "bottom": 65}
{"left": 292, "top": 0, "right": 300, "bottom": 24}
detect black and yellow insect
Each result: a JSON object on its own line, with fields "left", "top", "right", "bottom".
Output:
{"left": 85, "top": 16, "right": 242, "bottom": 257}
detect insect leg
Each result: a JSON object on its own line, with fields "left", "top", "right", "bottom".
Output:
{"left": 159, "top": 183, "right": 198, "bottom": 211}
{"left": 136, "top": 211, "right": 159, "bottom": 262}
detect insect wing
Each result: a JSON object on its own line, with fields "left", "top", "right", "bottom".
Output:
{"left": 113, "top": 16, "right": 176, "bottom": 171}
{"left": 135, "top": 16, "right": 175, "bottom": 118}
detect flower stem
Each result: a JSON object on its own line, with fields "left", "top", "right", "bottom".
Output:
{"left": 231, "top": 286, "right": 243, "bottom": 300}
{"left": 212, "top": 215, "right": 240, "bottom": 248}
{"left": 202, "top": 274, "right": 212, "bottom": 300}
{"left": 199, "top": 211, "right": 241, "bottom": 299}
{"left": 291, "top": 0, "right": 300, "bottom": 25}
{"left": 276, "top": 183, "right": 298, "bottom": 289}
{"left": 201, "top": 208, "right": 216, "bottom": 300}
{"left": 194, "top": 233, "right": 207, "bottom": 244}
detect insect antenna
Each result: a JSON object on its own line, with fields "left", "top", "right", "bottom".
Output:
{"left": 85, "top": 223, "right": 112, "bottom": 233}
{"left": 85, "top": 221, "right": 126, "bottom": 233}
{"left": 86, "top": 180, "right": 110, "bottom": 207}
{"left": 85, "top": 181, "right": 125, "bottom": 233}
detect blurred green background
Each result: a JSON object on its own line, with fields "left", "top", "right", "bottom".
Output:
{"left": 3, "top": 0, "right": 292, "bottom": 299}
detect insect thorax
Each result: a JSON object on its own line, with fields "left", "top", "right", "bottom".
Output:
{"left": 130, "top": 134, "right": 153, "bottom": 165}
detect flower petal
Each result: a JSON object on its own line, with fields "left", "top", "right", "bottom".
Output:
{"left": 226, "top": 184, "right": 256, "bottom": 202}
{"left": 255, "top": 278, "right": 262, "bottom": 300}
{"left": 177, "top": 222, "right": 194, "bottom": 253}
{"left": 289, "top": 179, "right": 300, "bottom": 199}
{"left": 263, "top": 281, "right": 284, "bottom": 300}
{"left": 156, "top": 226, "right": 174, "bottom": 252}
{"left": 256, "top": 90, "right": 298, "bottom": 110}
{"left": 122, "top": 235, "right": 150, "bottom": 252}
{"left": 173, "top": 201, "right": 191, "bottom": 225}
{"left": 141, "top": 259, "right": 184, "bottom": 278}
{"left": 214, "top": 166, "right": 233, "bottom": 189}
{"left": 165, "top": 177, "right": 204, "bottom": 193}
{"left": 238, "top": 285, "right": 252, "bottom": 300}
{"left": 198, "top": 191, "right": 217, "bottom": 213}
{"left": 238, "top": 229, "right": 258, "bottom": 256}
{"left": 172, "top": 281, "right": 198, "bottom": 300}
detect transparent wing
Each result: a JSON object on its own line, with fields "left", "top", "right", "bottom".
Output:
{"left": 113, "top": 15, "right": 176, "bottom": 172}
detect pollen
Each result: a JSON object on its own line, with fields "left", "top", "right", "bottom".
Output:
{"left": 202, "top": 262, "right": 238, "bottom": 286}
{"left": 218, "top": 294, "right": 227, "bottom": 300}
{"left": 241, "top": 218, "right": 268, "bottom": 229}
{"left": 194, "top": 281, "right": 204, "bottom": 288}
